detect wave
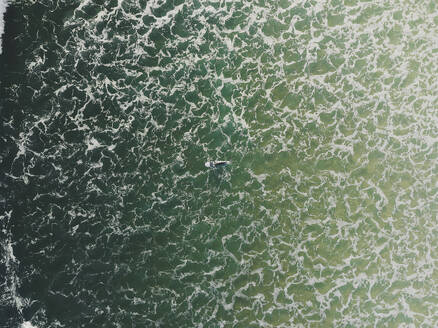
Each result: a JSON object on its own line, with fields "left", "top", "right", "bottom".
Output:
{"left": 0, "top": 0, "right": 7, "bottom": 55}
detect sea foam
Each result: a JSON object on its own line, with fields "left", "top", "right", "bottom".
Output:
{"left": 0, "top": 0, "right": 8, "bottom": 55}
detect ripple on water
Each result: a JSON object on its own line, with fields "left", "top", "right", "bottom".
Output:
{"left": 1, "top": 0, "right": 438, "bottom": 326}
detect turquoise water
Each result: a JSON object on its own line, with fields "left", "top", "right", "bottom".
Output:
{"left": 1, "top": 0, "right": 438, "bottom": 327}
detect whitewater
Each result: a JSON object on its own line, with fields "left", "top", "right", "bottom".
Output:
{"left": 0, "top": 0, "right": 7, "bottom": 55}
{"left": 2, "top": 0, "right": 438, "bottom": 327}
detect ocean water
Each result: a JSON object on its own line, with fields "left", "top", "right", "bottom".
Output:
{"left": 1, "top": 0, "right": 438, "bottom": 327}
{"left": 0, "top": 0, "right": 6, "bottom": 56}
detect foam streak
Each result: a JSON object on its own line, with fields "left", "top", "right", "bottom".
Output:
{"left": 0, "top": 0, "right": 7, "bottom": 55}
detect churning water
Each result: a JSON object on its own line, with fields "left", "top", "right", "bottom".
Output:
{"left": 0, "top": 0, "right": 7, "bottom": 55}
{"left": 1, "top": 0, "right": 438, "bottom": 327}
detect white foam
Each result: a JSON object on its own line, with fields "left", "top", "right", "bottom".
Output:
{"left": 0, "top": 0, "right": 7, "bottom": 55}
{"left": 21, "top": 322, "right": 38, "bottom": 328}
{"left": 85, "top": 136, "right": 102, "bottom": 152}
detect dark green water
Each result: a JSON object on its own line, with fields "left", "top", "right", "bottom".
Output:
{"left": 1, "top": 0, "right": 438, "bottom": 327}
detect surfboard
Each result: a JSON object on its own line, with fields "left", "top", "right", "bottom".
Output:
{"left": 204, "top": 161, "right": 231, "bottom": 168}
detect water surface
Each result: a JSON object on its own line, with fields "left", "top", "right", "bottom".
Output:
{"left": 1, "top": 0, "right": 438, "bottom": 327}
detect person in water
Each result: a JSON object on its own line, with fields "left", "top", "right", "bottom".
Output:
{"left": 205, "top": 161, "right": 230, "bottom": 168}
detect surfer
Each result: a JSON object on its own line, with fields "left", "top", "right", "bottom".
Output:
{"left": 205, "top": 161, "right": 230, "bottom": 168}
